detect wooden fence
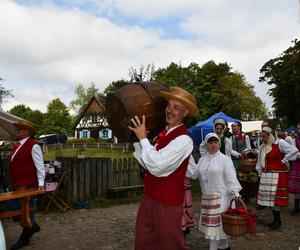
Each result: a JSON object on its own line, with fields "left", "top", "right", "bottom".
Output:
{"left": 57, "top": 157, "right": 144, "bottom": 202}
{"left": 48, "top": 142, "right": 132, "bottom": 152}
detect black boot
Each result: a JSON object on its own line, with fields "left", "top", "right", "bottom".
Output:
{"left": 10, "top": 228, "right": 30, "bottom": 250}
{"left": 269, "top": 211, "right": 281, "bottom": 230}
{"left": 218, "top": 247, "right": 230, "bottom": 250}
{"left": 267, "top": 210, "right": 276, "bottom": 227}
{"left": 291, "top": 199, "right": 300, "bottom": 215}
{"left": 27, "top": 223, "right": 40, "bottom": 238}
{"left": 256, "top": 205, "right": 265, "bottom": 210}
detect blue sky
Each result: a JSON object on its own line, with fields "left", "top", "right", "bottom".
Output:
{"left": 1, "top": 0, "right": 300, "bottom": 114}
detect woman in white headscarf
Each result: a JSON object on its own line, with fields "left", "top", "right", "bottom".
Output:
{"left": 256, "top": 126, "right": 298, "bottom": 230}
{"left": 187, "top": 133, "right": 241, "bottom": 250}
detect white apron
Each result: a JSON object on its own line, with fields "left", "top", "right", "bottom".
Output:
{"left": 257, "top": 172, "right": 279, "bottom": 207}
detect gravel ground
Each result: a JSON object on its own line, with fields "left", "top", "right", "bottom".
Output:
{"left": 2, "top": 196, "right": 300, "bottom": 250}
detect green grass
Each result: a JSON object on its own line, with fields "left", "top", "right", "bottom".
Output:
{"left": 43, "top": 148, "right": 133, "bottom": 161}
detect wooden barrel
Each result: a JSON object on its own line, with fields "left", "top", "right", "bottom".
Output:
{"left": 105, "top": 81, "right": 169, "bottom": 142}
{"left": 239, "top": 158, "right": 257, "bottom": 172}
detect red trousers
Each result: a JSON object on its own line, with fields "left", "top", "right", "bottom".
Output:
{"left": 135, "top": 196, "right": 189, "bottom": 250}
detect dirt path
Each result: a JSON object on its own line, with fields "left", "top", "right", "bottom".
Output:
{"left": 2, "top": 197, "right": 300, "bottom": 250}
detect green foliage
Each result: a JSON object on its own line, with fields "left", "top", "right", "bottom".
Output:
{"left": 9, "top": 104, "right": 44, "bottom": 133}
{"left": 260, "top": 39, "right": 300, "bottom": 125}
{"left": 69, "top": 83, "right": 100, "bottom": 114}
{"left": 154, "top": 61, "right": 267, "bottom": 121}
{"left": 42, "top": 98, "right": 72, "bottom": 135}
{"left": 103, "top": 80, "right": 129, "bottom": 94}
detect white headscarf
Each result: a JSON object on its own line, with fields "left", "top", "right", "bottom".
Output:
{"left": 204, "top": 132, "right": 220, "bottom": 144}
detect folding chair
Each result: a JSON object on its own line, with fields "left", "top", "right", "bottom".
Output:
{"left": 43, "top": 169, "right": 71, "bottom": 214}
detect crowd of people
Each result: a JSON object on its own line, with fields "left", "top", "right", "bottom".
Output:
{"left": 130, "top": 87, "right": 300, "bottom": 250}
{"left": 3, "top": 86, "right": 300, "bottom": 250}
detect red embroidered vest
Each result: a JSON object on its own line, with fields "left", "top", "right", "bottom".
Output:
{"left": 143, "top": 124, "right": 190, "bottom": 205}
{"left": 9, "top": 138, "right": 38, "bottom": 188}
{"left": 266, "top": 144, "right": 286, "bottom": 172}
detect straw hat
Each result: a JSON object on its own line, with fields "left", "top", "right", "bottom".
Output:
{"left": 159, "top": 87, "right": 199, "bottom": 117}
{"left": 14, "top": 120, "right": 37, "bottom": 132}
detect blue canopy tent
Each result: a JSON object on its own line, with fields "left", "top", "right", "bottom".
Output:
{"left": 189, "top": 112, "right": 239, "bottom": 145}
{"left": 284, "top": 126, "right": 297, "bottom": 133}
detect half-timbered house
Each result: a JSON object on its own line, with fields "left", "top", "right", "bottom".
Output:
{"left": 73, "top": 95, "right": 112, "bottom": 140}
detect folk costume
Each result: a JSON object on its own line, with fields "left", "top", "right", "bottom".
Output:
{"left": 134, "top": 124, "right": 193, "bottom": 250}
{"left": 256, "top": 126, "right": 298, "bottom": 229}
{"left": 288, "top": 133, "right": 300, "bottom": 214}
{"left": 188, "top": 133, "right": 242, "bottom": 250}
{"left": 8, "top": 120, "right": 45, "bottom": 250}
{"left": 230, "top": 127, "right": 251, "bottom": 170}
{"left": 132, "top": 86, "right": 199, "bottom": 250}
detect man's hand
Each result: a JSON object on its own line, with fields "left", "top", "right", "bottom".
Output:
{"left": 128, "top": 115, "right": 147, "bottom": 140}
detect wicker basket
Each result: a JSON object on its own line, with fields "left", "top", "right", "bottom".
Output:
{"left": 239, "top": 158, "right": 257, "bottom": 172}
{"left": 221, "top": 198, "right": 248, "bottom": 237}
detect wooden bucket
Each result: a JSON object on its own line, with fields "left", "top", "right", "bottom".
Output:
{"left": 105, "top": 81, "right": 169, "bottom": 142}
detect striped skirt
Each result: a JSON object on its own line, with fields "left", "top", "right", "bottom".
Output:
{"left": 199, "top": 194, "right": 227, "bottom": 240}
{"left": 181, "top": 178, "right": 194, "bottom": 231}
{"left": 289, "top": 160, "right": 300, "bottom": 194}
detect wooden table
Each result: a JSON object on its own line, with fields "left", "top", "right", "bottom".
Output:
{"left": 0, "top": 188, "right": 45, "bottom": 228}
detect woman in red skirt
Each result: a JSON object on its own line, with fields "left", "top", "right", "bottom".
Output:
{"left": 256, "top": 126, "right": 298, "bottom": 230}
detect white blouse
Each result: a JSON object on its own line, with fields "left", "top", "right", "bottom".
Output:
{"left": 255, "top": 139, "right": 299, "bottom": 174}
{"left": 187, "top": 151, "right": 241, "bottom": 196}
{"left": 133, "top": 125, "right": 194, "bottom": 177}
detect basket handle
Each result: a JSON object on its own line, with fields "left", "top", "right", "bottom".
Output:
{"left": 229, "top": 197, "right": 248, "bottom": 213}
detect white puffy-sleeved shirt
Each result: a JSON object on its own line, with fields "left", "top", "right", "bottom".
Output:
{"left": 230, "top": 134, "right": 251, "bottom": 158}
{"left": 255, "top": 139, "right": 299, "bottom": 174}
{"left": 197, "top": 151, "right": 241, "bottom": 196}
{"left": 133, "top": 124, "right": 194, "bottom": 177}
{"left": 11, "top": 137, "right": 45, "bottom": 187}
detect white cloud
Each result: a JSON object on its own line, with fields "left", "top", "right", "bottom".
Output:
{"left": 0, "top": 0, "right": 299, "bottom": 114}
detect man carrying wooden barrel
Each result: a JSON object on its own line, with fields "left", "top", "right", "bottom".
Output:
{"left": 129, "top": 86, "right": 199, "bottom": 250}
{"left": 8, "top": 120, "right": 45, "bottom": 250}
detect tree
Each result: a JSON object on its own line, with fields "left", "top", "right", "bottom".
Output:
{"left": 103, "top": 80, "right": 129, "bottom": 94}
{"left": 43, "top": 98, "right": 72, "bottom": 135}
{"left": 0, "top": 79, "right": 13, "bottom": 110}
{"left": 10, "top": 105, "right": 44, "bottom": 132}
{"left": 69, "top": 83, "right": 100, "bottom": 114}
{"left": 155, "top": 61, "right": 267, "bottom": 121}
{"left": 260, "top": 39, "right": 300, "bottom": 126}
{"left": 128, "top": 64, "right": 155, "bottom": 82}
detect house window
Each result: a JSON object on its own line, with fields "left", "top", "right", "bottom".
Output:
{"left": 103, "top": 129, "right": 109, "bottom": 138}
{"left": 99, "top": 129, "right": 110, "bottom": 139}
{"left": 82, "top": 131, "right": 88, "bottom": 138}
{"left": 80, "top": 129, "right": 90, "bottom": 139}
